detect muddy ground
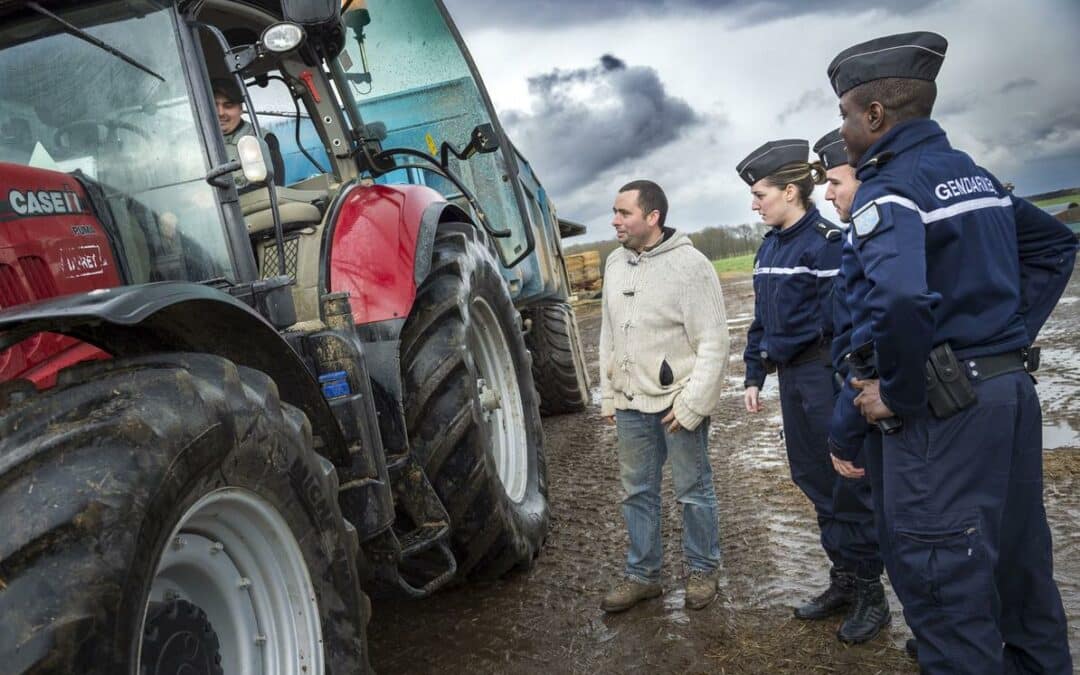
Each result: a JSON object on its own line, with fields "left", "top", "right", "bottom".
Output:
{"left": 369, "top": 266, "right": 1080, "bottom": 674}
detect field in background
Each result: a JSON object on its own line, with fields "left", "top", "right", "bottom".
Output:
{"left": 1029, "top": 187, "right": 1080, "bottom": 208}
{"left": 713, "top": 252, "right": 755, "bottom": 278}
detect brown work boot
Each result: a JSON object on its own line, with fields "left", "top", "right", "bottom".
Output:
{"left": 684, "top": 569, "right": 718, "bottom": 610}
{"left": 600, "top": 577, "right": 662, "bottom": 613}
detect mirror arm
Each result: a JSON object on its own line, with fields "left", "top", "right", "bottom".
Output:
{"left": 205, "top": 160, "right": 242, "bottom": 188}
{"left": 439, "top": 140, "right": 475, "bottom": 171}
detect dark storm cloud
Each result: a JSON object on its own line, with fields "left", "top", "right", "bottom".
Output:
{"left": 442, "top": 0, "right": 941, "bottom": 28}
{"left": 600, "top": 54, "right": 626, "bottom": 71}
{"left": 939, "top": 76, "right": 1042, "bottom": 118}
{"left": 998, "top": 77, "right": 1037, "bottom": 94}
{"left": 501, "top": 56, "right": 701, "bottom": 195}
{"left": 1012, "top": 108, "right": 1080, "bottom": 150}
{"left": 776, "top": 88, "right": 833, "bottom": 125}
{"left": 935, "top": 97, "right": 973, "bottom": 118}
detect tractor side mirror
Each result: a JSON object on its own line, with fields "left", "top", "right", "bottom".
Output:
{"left": 361, "top": 121, "right": 387, "bottom": 142}
{"left": 466, "top": 123, "right": 499, "bottom": 155}
{"left": 237, "top": 135, "right": 273, "bottom": 185}
{"left": 438, "top": 123, "right": 501, "bottom": 170}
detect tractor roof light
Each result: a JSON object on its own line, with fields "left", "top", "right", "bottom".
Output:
{"left": 262, "top": 22, "right": 305, "bottom": 53}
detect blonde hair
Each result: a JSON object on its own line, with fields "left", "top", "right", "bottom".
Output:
{"left": 764, "top": 161, "right": 827, "bottom": 210}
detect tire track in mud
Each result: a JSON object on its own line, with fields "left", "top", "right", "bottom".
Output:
{"left": 368, "top": 269, "right": 1080, "bottom": 674}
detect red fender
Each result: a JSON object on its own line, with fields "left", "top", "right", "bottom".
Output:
{"left": 326, "top": 183, "right": 448, "bottom": 325}
{"left": 0, "top": 163, "right": 117, "bottom": 386}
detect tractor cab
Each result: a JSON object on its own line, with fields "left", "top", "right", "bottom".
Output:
{"left": 0, "top": 0, "right": 243, "bottom": 288}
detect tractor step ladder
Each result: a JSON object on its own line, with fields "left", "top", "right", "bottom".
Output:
{"left": 383, "top": 450, "right": 457, "bottom": 597}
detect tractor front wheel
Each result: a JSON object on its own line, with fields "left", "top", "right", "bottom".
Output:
{"left": 401, "top": 223, "right": 549, "bottom": 580}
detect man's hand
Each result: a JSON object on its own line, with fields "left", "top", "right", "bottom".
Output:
{"left": 744, "top": 386, "right": 763, "bottom": 413}
{"left": 852, "top": 378, "right": 894, "bottom": 423}
{"left": 604, "top": 414, "right": 616, "bottom": 426}
{"left": 661, "top": 409, "right": 682, "bottom": 433}
{"left": 831, "top": 453, "right": 866, "bottom": 479}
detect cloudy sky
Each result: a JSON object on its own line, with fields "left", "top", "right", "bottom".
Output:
{"left": 441, "top": 0, "right": 1080, "bottom": 242}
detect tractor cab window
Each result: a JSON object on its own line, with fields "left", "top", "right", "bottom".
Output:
{"left": 334, "top": 0, "right": 534, "bottom": 266}
{"left": 0, "top": 0, "right": 235, "bottom": 285}
{"left": 244, "top": 72, "right": 331, "bottom": 187}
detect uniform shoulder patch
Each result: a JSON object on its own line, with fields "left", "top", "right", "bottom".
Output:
{"left": 852, "top": 202, "right": 882, "bottom": 239}
{"left": 815, "top": 221, "right": 842, "bottom": 241}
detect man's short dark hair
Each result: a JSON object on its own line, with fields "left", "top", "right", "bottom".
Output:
{"left": 618, "top": 179, "right": 668, "bottom": 228}
{"left": 211, "top": 77, "right": 243, "bottom": 105}
{"left": 848, "top": 77, "right": 937, "bottom": 122}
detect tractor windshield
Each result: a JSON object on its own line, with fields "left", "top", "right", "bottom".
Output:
{"left": 333, "top": 0, "right": 533, "bottom": 267}
{"left": 0, "top": 0, "right": 234, "bottom": 284}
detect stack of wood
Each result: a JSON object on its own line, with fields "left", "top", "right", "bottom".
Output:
{"left": 565, "top": 250, "right": 602, "bottom": 298}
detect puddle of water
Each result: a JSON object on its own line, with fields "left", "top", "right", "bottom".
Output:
{"left": 1034, "top": 345, "right": 1079, "bottom": 411}
{"left": 1044, "top": 420, "right": 1080, "bottom": 450}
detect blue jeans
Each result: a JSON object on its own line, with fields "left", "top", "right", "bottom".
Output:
{"left": 615, "top": 409, "right": 721, "bottom": 582}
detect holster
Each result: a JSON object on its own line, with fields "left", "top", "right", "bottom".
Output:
{"left": 924, "top": 343, "right": 977, "bottom": 419}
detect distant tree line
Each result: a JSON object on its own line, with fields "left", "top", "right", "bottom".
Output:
{"left": 565, "top": 223, "right": 771, "bottom": 275}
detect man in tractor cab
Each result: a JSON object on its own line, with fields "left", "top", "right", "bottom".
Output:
{"left": 212, "top": 77, "right": 285, "bottom": 190}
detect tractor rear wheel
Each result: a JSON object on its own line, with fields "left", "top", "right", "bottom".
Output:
{"left": 401, "top": 223, "right": 549, "bottom": 580}
{"left": 0, "top": 353, "right": 370, "bottom": 675}
{"left": 523, "top": 301, "right": 590, "bottom": 415}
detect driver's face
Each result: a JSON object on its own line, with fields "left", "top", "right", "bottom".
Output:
{"left": 215, "top": 94, "right": 242, "bottom": 135}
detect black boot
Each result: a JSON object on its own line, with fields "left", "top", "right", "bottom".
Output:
{"left": 905, "top": 638, "right": 918, "bottom": 659}
{"left": 837, "top": 576, "right": 891, "bottom": 643}
{"left": 794, "top": 568, "right": 854, "bottom": 620}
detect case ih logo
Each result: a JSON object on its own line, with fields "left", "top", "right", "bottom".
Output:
{"left": 7, "top": 189, "right": 85, "bottom": 216}
{"left": 59, "top": 245, "right": 108, "bottom": 278}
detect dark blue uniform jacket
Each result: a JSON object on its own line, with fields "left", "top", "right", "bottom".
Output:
{"left": 744, "top": 206, "right": 842, "bottom": 388}
{"left": 828, "top": 118, "right": 1078, "bottom": 458}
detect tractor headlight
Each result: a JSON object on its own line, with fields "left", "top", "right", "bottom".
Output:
{"left": 262, "top": 22, "right": 305, "bottom": 53}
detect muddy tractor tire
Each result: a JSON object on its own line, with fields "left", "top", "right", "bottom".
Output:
{"left": 523, "top": 301, "right": 591, "bottom": 416}
{"left": 0, "top": 353, "right": 370, "bottom": 675}
{"left": 401, "top": 223, "right": 549, "bottom": 580}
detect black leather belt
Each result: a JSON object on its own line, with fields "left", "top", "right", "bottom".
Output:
{"left": 787, "top": 341, "right": 829, "bottom": 367}
{"left": 961, "top": 349, "right": 1034, "bottom": 381}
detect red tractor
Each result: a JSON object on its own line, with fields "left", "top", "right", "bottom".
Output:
{"left": 0, "top": 1, "right": 562, "bottom": 672}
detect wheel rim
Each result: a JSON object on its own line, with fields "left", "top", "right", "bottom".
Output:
{"left": 468, "top": 296, "right": 529, "bottom": 503}
{"left": 141, "top": 488, "right": 324, "bottom": 675}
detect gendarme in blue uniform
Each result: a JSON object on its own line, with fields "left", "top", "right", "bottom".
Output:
{"left": 744, "top": 206, "right": 839, "bottom": 387}
{"left": 827, "top": 32, "right": 1075, "bottom": 671}
{"left": 745, "top": 203, "right": 887, "bottom": 577}
{"left": 832, "top": 115, "right": 1076, "bottom": 675}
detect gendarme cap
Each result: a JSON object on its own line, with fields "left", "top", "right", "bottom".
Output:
{"left": 735, "top": 139, "right": 808, "bottom": 186}
{"left": 813, "top": 129, "right": 847, "bottom": 170}
{"left": 827, "top": 31, "right": 947, "bottom": 97}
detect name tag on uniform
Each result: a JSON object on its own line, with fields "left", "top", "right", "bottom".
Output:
{"left": 852, "top": 202, "right": 881, "bottom": 239}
